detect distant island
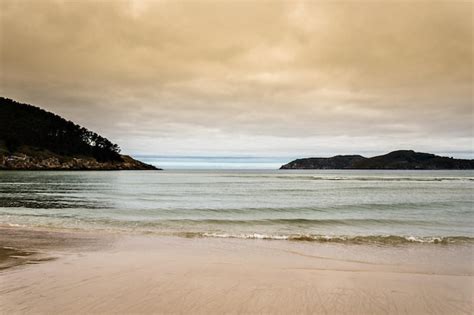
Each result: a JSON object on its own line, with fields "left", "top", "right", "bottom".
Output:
{"left": 280, "top": 150, "right": 474, "bottom": 170}
{"left": 0, "top": 97, "right": 160, "bottom": 170}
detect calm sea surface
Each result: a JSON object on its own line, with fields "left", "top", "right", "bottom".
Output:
{"left": 1, "top": 170, "right": 473, "bottom": 245}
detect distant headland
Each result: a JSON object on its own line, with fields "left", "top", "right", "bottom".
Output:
{"left": 280, "top": 150, "right": 474, "bottom": 170}
{"left": 0, "top": 97, "right": 160, "bottom": 170}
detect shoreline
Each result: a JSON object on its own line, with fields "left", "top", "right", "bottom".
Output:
{"left": 1, "top": 226, "right": 472, "bottom": 314}
{"left": 0, "top": 226, "right": 115, "bottom": 271}
{"left": 2, "top": 223, "right": 472, "bottom": 246}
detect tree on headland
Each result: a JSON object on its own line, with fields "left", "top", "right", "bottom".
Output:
{"left": 0, "top": 97, "right": 122, "bottom": 162}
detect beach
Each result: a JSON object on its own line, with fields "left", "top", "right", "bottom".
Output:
{"left": 3, "top": 0, "right": 473, "bottom": 312}
{"left": 1, "top": 226, "right": 472, "bottom": 314}
{"left": 1, "top": 169, "right": 473, "bottom": 314}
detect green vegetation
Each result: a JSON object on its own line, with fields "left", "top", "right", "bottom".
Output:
{"left": 0, "top": 97, "right": 122, "bottom": 162}
{"left": 281, "top": 150, "right": 474, "bottom": 170}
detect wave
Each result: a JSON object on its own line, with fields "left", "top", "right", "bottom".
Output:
{"left": 0, "top": 213, "right": 443, "bottom": 227}
{"left": 144, "top": 218, "right": 437, "bottom": 227}
{"left": 225, "top": 175, "right": 474, "bottom": 182}
{"left": 2, "top": 220, "right": 472, "bottom": 245}
{"left": 310, "top": 176, "right": 474, "bottom": 182}
{"left": 179, "top": 232, "right": 474, "bottom": 245}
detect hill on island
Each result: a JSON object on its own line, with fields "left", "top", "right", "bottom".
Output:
{"left": 0, "top": 97, "right": 159, "bottom": 170}
{"left": 280, "top": 150, "right": 474, "bottom": 170}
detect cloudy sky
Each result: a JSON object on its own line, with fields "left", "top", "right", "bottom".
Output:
{"left": 1, "top": 0, "right": 472, "bottom": 158}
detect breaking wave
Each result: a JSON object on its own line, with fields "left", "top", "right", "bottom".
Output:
{"left": 179, "top": 232, "right": 474, "bottom": 245}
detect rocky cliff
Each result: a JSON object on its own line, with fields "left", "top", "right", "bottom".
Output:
{"left": 0, "top": 150, "right": 158, "bottom": 170}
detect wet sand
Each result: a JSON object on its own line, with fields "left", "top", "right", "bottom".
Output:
{"left": 0, "top": 227, "right": 472, "bottom": 314}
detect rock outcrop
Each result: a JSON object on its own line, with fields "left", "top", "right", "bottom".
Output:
{"left": 0, "top": 151, "right": 159, "bottom": 170}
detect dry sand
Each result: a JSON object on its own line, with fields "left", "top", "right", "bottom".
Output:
{"left": 0, "top": 227, "right": 472, "bottom": 314}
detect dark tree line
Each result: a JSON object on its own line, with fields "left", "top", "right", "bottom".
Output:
{"left": 0, "top": 97, "right": 122, "bottom": 162}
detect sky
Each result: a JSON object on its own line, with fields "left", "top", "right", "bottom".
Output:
{"left": 1, "top": 0, "right": 473, "bottom": 159}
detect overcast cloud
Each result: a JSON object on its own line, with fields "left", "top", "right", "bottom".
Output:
{"left": 1, "top": 0, "right": 472, "bottom": 157}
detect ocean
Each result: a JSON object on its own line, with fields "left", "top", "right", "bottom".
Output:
{"left": 135, "top": 156, "right": 292, "bottom": 169}
{"left": 1, "top": 169, "right": 473, "bottom": 245}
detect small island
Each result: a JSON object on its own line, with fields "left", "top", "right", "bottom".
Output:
{"left": 0, "top": 97, "right": 160, "bottom": 170}
{"left": 280, "top": 150, "right": 474, "bottom": 170}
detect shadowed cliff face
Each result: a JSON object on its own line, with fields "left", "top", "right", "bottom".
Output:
{"left": 280, "top": 150, "right": 474, "bottom": 170}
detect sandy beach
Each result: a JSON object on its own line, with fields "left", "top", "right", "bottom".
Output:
{"left": 2, "top": 0, "right": 473, "bottom": 313}
{"left": 0, "top": 226, "right": 472, "bottom": 314}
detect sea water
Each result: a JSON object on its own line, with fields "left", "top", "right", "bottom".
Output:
{"left": 1, "top": 169, "right": 473, "bottom": 245}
